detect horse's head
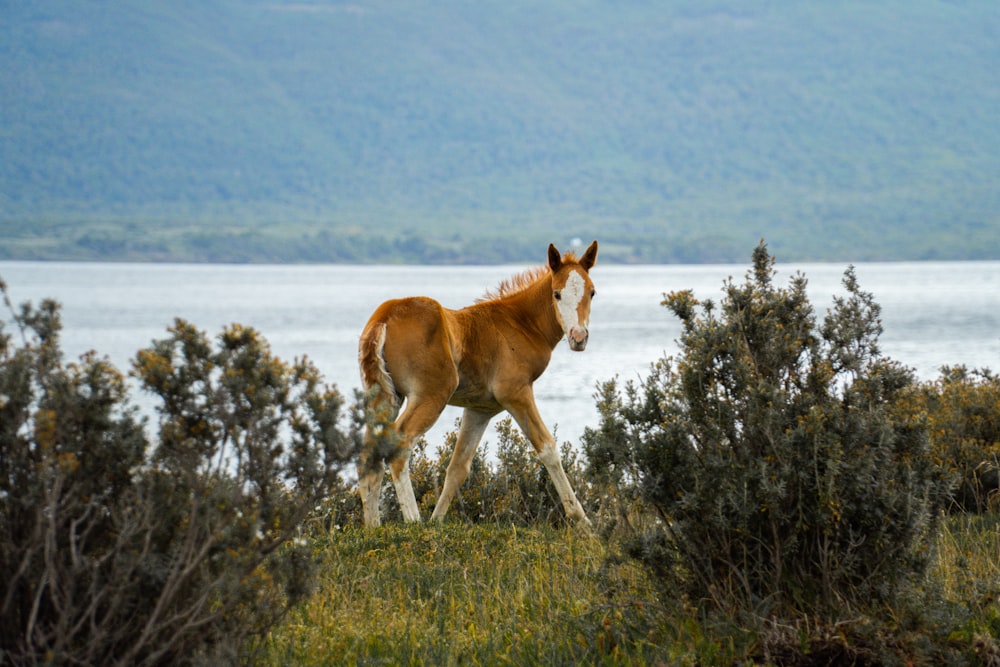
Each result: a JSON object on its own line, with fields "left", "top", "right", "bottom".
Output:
{"left": 548, "top": 240, "right": 598, "bottom": 352}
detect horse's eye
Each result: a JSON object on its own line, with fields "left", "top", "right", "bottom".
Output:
{"left": 553, "top": 291, "right": 561, "bottom": 300}
{"left": 590, "top": 289, "right": 596, "bottom": 299}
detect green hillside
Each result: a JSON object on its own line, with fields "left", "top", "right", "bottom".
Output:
{"left": 2, "top": 1, "right": 998, "bottom": 263}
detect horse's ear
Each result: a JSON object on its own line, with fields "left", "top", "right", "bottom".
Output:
{"left": 548, "top": 243, "right": 562, "bottom": 272}
{"left": 580, "top": 240, "right": 598, "bottom": 271}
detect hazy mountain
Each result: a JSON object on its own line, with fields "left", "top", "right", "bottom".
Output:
{"left": 2, "top": 1, "right": 998, "bottom": 263}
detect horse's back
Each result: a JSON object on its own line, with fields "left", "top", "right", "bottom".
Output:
{"left": 364, "top": 296, "right": 449, "bottom": 342}
{"left": 361, "top": 296, "right": 459, "bottom": 398}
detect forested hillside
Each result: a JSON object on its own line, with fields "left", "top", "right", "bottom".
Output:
{"left": 2, "top": 1, "right": 998, "bottom": 263}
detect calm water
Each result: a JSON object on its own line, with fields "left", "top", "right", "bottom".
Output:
{"left": 2, "top": 261, "right": 999, "bottom": 450}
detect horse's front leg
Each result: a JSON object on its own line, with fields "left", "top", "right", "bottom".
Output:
{"left": 503, "top": 387, "right": 591, "bottom": 528}
{"left": 430, "top": 408, "right": 494, "bottom": 523}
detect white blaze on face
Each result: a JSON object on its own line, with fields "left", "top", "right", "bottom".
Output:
{"left": 555, "top": 270, "right": 590, "bottom": 351}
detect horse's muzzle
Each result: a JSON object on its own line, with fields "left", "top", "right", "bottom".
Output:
{"left": 568, "top": 327, "right": 589, "bottom": 352}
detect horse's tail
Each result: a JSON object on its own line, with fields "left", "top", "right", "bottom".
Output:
{"left": 358, "top": 321, "right": 398, "bottom": 414}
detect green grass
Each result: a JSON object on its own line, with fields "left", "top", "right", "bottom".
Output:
{"left": 253, "top": 515, "right": 1000, "bottom": 666}
{"left": 255, "top": 523, "right": 667, "bottom": 666}
{"left": 926, "top": 514, "right": 1000, "bottom": 655}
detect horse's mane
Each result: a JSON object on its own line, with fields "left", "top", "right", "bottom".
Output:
{"left": 477, "top": 252, "right": 580, "bottom": 303}
{"left": 477, "top": 267, "right": 548, "bottom": 303}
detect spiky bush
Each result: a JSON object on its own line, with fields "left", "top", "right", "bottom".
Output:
{"left": 0, "top": 280, "right": 359, "bottom": 666}
{"left": 920, "top": 366, "right": 1000, "bottom": 512}
{"left": 582, "top": 243, "right": 952, "bottom": 618}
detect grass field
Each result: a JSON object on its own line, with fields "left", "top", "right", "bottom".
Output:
{"left": 254, "top": 523, "right": 667, "bottom": 665}
{"left": 253, "top": 515, "right": 1000, "bottom": 666}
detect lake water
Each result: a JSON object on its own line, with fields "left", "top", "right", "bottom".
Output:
{"left": 2, "top": 260, "right": 999, "bottom": 451}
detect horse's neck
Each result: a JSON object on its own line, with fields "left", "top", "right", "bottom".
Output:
{"left": 507, "top": 276, "right": 563, "bottom": 349}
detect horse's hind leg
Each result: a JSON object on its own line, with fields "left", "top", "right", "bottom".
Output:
{"left": 430, "top": 408, "right": 493, "bottom": 523}
{"left": 387, "top": 448, "right": 420, "bottom": 523}
{"left": 389, "top": 391, "right": 453, "bottom": 522}
{"left": 358, "top": 391, "right": 399, "bottom": 528}
{"left": 358, "top": 446, "right": 386, "bottom": 528}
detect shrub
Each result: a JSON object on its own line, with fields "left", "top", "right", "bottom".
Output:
{"left": 0, "top": 280, "right": 358, "bottom": 666}
{"left": 920, "top": 366, "right": 1000, "bottom": 512}
{"left": 582, "top": 242, "right": 952, "bottom": 619}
